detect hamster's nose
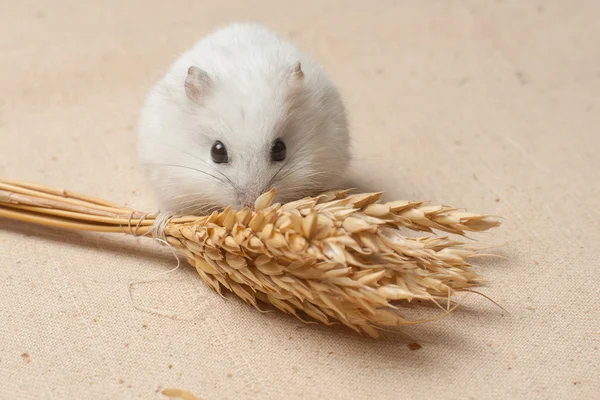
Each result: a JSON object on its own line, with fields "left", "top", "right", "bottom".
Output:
{"left": 240, "top": 200, "right": 254, "bottom": 209}
{"left": 235, "top": 190, "right": 258, "bottom": 209}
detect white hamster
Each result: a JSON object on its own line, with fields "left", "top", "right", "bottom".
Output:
{"left": 138, "top": 22, "right": 351, "bottom": 215}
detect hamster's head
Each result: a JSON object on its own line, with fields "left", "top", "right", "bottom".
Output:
{"left": 139, "top": 61, "right": 350, "bottom": 215}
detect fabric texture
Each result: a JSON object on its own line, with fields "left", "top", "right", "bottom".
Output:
{"left": 1, "top": 1, "right": 598, "bottom": 399}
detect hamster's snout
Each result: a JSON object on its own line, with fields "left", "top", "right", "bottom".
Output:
{"left": 235, "top": 188, "right": 263, "bottom": 210}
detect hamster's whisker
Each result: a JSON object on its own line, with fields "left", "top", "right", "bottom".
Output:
{"left": 275, "top": 172, "right": 336, "bottom": 199}
{"left": 275, "top": 159, "right": 328, "bottom": 184}
{"left": 149, "top": 177, "right": 227, "bottom": 191}
{"left": 168, "top": 191, "right": 222, "bottom": 202}
{"left": 278, "top": 179, "right": 327, "bottom": 193}
{"left": 266, "top": 153, "right": 296, "bottom": 188}
{"left": 273, "top": 159, "right": 305, "bottom": 183}
{"left": 151, "top": 178, "right": 209, "bottom": 189}
{"left": 174, "top": 200, "right": 216, "bottom": 209}
{"left": 144, "top": 138, "right": 235, "bottom": 187}
{"left": 142, "top": 163, "right": 226, "bottom": 184}
{"left": 277, "top": 174, "right": 330, "bottom": 190}
{"left": 269, "top": 153, "right": 307, "bottom": 187}
{"left": 172, "top": 196, "right": 221, "bottom": 209}
{"left": 266, "top": 132, "right": 317, "bottom": 188}
{"left": 177, "top": 203, "right": 221, "bottom": 215}
{"left": 173, "top": 202, "right": 220, "bottom": 215}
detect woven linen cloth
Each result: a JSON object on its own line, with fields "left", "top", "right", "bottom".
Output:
{"left": 1, "top": 1, "right": 598, "bottom": 399}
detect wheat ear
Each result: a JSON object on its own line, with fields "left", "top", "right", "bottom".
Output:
{"left": 0, "top": 178, "right": 501, "bottom": 338}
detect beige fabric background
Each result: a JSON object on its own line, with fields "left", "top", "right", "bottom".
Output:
{"left": 1, "top": 1, "right": 599, "bottom": 399}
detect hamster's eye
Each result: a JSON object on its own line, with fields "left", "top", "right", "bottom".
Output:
{"left": 270, "top": 139, "right": 287, "bottom": 162}
{"left": 211, "top": 141, "right": 228, "bottom": 164}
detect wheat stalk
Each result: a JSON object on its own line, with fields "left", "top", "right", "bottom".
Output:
{"left": 0, "top": 177, "right": 501, "bottom": 338}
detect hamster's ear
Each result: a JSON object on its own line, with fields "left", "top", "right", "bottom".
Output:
{"left": 185, "top": 65, "right": 211, "bottom": 104}
{"left": 288, "top": 62, "right": 304, "bottom": 86}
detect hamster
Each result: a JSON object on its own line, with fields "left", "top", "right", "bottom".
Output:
{"left": 138, "top": 22, "right": 351, "bottom": 215}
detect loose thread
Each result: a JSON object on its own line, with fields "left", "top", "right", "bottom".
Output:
{"left": 127, "top": 238, "right": 203, "bottom": 319}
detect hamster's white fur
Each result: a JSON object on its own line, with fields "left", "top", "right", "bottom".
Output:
{"left": 138, "top": 22, "right": 351, "bottom": 215}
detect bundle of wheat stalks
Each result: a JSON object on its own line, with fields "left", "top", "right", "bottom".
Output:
{"left": 0, "top": 177, "right": 501, "bottom": 338}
